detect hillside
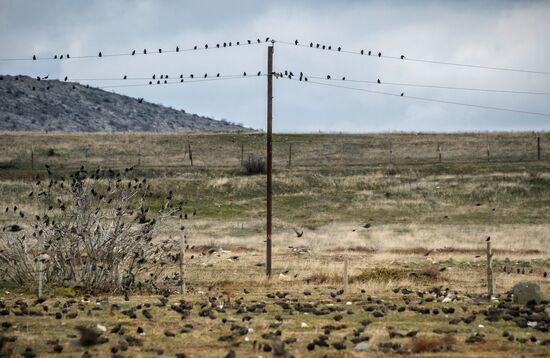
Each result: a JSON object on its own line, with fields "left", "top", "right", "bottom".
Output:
{"left": 0, "top": 75, "right": 251, "bottom": 132}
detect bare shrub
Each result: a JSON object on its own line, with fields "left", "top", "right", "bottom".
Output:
{"left": 0, "top": 165, "right": 188, "bottom": 293}
{"left": 242, "top": 154, "right": 266, "bottom": 175}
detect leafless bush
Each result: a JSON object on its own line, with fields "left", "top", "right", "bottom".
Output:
{"left": 242, "top": 154, "right": 266, "bottom": 175}
{"left": 0, "top": 165, "right": 188, "bottom": 293}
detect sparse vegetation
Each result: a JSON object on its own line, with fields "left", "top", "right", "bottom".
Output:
{"left": 0, "top": 132, "right": 549, "bottom": 357}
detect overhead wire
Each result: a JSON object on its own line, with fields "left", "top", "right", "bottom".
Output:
{"left": 277, "top": 76, "right": 550, "bottom": 117}
{"left": 276, "top": 39, "right": 550, "bottom": 76}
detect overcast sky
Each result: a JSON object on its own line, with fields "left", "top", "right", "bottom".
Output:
{"left": 1, "top": 0, "right": 550, "bottom": 132}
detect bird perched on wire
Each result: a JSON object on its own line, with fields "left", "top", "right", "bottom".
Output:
{"left": 176, "top": 46, "right": 179, "bottom": 52}
{"left": 378, "top": 52, "right": 382, "bottom": 57}
{"left": 338, "top": 47, "right": 341, "bottom": 51}
{"left": 401, "top": 55, "right": 406, "bottom": 59}
{"left": 400, "top": 92, "right": 404, "bottom": 97}
{"left": 377, "top": 79, "right": 381, "bottom": 84}
{"left": 143, "top": 49, "right": 147, "bottom": 54}
{"left": 132, "top": 50, "right": 135, "bottom": 55}
{"left": 33, "top": 55, "right": 36, "bottom": 60}
{"left": 98, "top": 52, "right": 102, "bottom": 57}
{"left": 295, "top": 39, "right": 299, "bottom": 45}
{"left": 327, "top": 75, "right": 331, "bottom": 80}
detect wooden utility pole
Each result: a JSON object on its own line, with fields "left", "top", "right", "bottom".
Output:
{"left": 486, "top": 239, "right": 495, "bottom": 298}
{"left": 266, "top": 45, "right": 274, "bottom": 277}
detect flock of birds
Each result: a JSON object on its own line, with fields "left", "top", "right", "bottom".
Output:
{"left": 0, "top": 283, "right": 548, "bottom": 357}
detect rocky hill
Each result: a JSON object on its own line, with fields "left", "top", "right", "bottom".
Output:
{"left": 0, "top": 75, "right": 251, "bottom": 132}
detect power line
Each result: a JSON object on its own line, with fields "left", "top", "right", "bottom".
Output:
{"left": 275, "top": 70, "right": 550, "bottom": 96}
{"left": 280, "top": 77, "right": 550, "bottom": 117}
{"left": 0, "top": 37, "right": 274, "bottom": 62}
{"left": 99, "top": 74, "right": 264, "bottom": 89}
{"left": 276, "top": 40, "right": 550, "bottom": 76}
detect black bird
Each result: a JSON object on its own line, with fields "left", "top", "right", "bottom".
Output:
{"left": 160, "top": 74, "right": 164, "bottom": 79}
{"left": 316, "top": 43, "right": 320, "bottom": 48}
{"left": 400, "top": 92, "right": 404, "bottom": 96}
{"left": 295, "top": 39, "right": 299, "bottom": 45}
{"left": 143, "top": 49, "right": 147, "bottom": 54}
{"left": 123, "top": 75, "right": 127, "bottom": 80}
{"left": 216, "top": 73, "right": 220, "bottom": 77}
{"left": 138, "top": 98, "right": 143, "bottom": 103}
{"left": 205, "top": 44, "right": 208, "bottom": 48}
{"left": 33, "top": 55, "right": 36, "bottom": 60}
{"left": 152, "top": 74, "right": 156, "bottom": 79}
{"left": 294, "top": 229, "right": 303, "bottom": 238}
{"left": 243, "top": 72, "right": 247, "bottom": 76}
{"left": 257, "top": 38, "right": 261, "bottom": 43}
{"left": 486, "top": 236, "right": 490, "bottom": 241}
{"left": 401, "top": 55, "right": 406, "bottom": 59}
{"left": 257, "top": 71, "right": 261, "bottom": 76}
{"left": 265, "top": 37, "right": 270, "bottom": 42}
{"left": 363, "top": 223, "right": 371, "bottom": 228}
{"left": 544, "top": 272, "right": 547, "bottom": 278}
{"left": 54, "top": 55, "right": 58, "bottom": 59}
{"left": 328, "top": 45, "right": 332, "bottom": 50}
{"left": 204, "top": 73, "right": 207, "bottom": 78}
{"left": 98, "top": 52, "right": 102, "bottom": 57}
{"left": 377, "top": 79, "right": 381, "bottom": 84}
{"left": 216, "top": 44, "right": 220, "bottom": 48}
{"left": 158, "top": 48, "right": 162, "bottom": 53}
{"left": 66, "top": 53, "right": 70, "bottom": 58}
{"left": 342, "top": 77, "right": 345, "bottom": 80}
{"left": 378, "top": 52, "right": 382, "bottom": 57}
{"left": 338, "top": 47, "right": 341, "bottom": 51}
{"left": 322, "top": 45, "right": 326, "bottom": 50}
{"left": 361, "top": 50, "right": 364, "bottom": 55}
{"left": 248, "top": 40, "right": 252, "bottom": 44}
{"left": 368, "top": 50, "right": 372, "bottom": 56}
{"left": 236, "top": 41, "right": 240, "bottom": 45}
{"left": 36, "top": 76, "right": 41, "bottom": 81}
{"left": 132, "top": 50, "right": 135, "bottom": 55}
{"left": 43, "top": 75, "right": 49, "bottom": 79}
{"left": 327, "top": 75, "right": 331, "bottom": 80}
{"left": 149, "top": 81, "right": 152, "bottom": 85}
{"left": 176, "top": 46, "right": 179, "bottom": 52}
{"left": 310, "top": 42, "right": 313, "bottom": 47}
{"left": 64, "top": 76, "right": 68, "bottom": 81}
{"left": 190, "top": 74, "right": 194, "bottom": 79}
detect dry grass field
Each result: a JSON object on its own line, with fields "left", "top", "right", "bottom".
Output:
{"left": 0, "top": 131, "right": 549, "bottom": 357}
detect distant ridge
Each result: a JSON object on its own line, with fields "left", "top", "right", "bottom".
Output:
{"left": 0, "top": 75, "right": 252, "bottom": 132}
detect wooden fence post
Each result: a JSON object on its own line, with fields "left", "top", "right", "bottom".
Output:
{"left": 389, "top": 142, "right": 393, "bottom": 164}
{"left": 288, "top": 143, "right": 292, "bottom": 168}
{"left": 179, "top": 222, "right": 186, "bottom": 296}
{"left": 188, "top": 142, "right": 193, "bottom": 166}
{"left": 437, "top": 143, "right": 442, "bottom": 163}
{"left": 486, "top": 238, "right": 495, "bottom": 298}
{"left": 137, "top": 148, "right": 141, "bottom": 166}
{"left": 486, "top": 143, "right": 490, "bottom": 163}
{"left": 240, "top": 143, "right": 244, "bottom": 165}
{"left": 31, "top": 147, "right": 34, "bottom": 172}
{"left": 343, "top": 256, "right": 349, "bottom": 295}
{"left": 537, "top": 136, "right": 541, "bottom": 161}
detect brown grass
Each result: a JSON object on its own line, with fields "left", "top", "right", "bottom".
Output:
{"left": 410, "top": 334, "right": 457, "bottom": 353}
